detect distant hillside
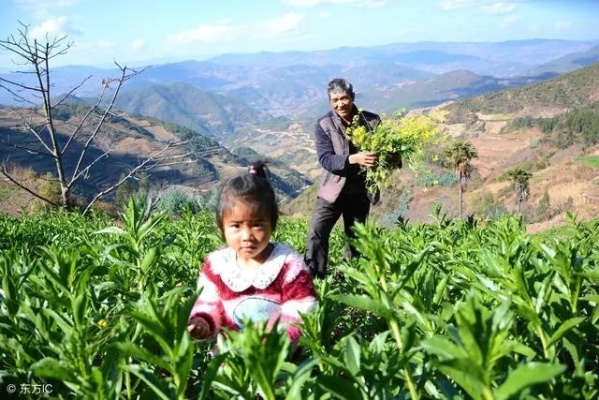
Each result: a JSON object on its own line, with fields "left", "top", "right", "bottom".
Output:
{"left": 3, "top": 39, "right": 597, "bottom": 119}
{"left": 0, "top": 106, "right": 311, "bottom": 211}
{"left": 524, "top": 45, "right": 599, "bottom": 76}
{"left": 209, "top": 39, "right": 598, "bottom": 76}
{"left": 360, "top": 70, "right": 556, "bottom": 114}
{"left": 443, "top": 61, "right": 599, "bottom": 121}
{"left": 504, "top": 101, "right": 599, "bottom": 149}
{"left": 115, "top": 82, "right": 273, "bottom": 140}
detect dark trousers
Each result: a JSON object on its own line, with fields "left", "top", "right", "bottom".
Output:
{"left": 305, "top": 194, "right": 370, "bottom": 279}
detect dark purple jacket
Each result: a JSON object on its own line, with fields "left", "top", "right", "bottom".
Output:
{"left": 314, "top": 106, "right": 381, "bottom": 204}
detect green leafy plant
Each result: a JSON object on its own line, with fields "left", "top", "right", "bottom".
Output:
{"left": 346, "top": 111, "right": 441, "bottom": 192}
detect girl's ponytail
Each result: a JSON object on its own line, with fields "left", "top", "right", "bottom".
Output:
{"left": 248, "top": 161, "right": 269, "bottom": 180}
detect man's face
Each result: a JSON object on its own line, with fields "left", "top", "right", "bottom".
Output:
{"left": 329, "top": 91, "right": 353, "bottom": 122}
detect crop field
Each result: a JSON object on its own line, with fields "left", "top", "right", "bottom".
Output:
{"left": 0, "top": 201, "right": 598, "bottom": 399}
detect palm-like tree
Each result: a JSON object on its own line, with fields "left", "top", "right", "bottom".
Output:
{"left": 507, "top": 166, "right": 533, "bottom": 212}
{"left": 444, "top": 140, "right": 478, "bottom": 218}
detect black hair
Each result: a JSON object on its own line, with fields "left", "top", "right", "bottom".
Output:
{"left": 216, "top": 161, "right": 279, "bottom": 234}
{"left": 327, "top": 78, "right": 355, "bottom": 101}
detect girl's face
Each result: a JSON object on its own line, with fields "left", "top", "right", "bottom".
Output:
{"left": 222, "top": 199, "right": 273, "bottom": 268}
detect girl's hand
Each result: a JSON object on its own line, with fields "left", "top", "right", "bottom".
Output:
{"left": 349, "top": 152, "right": 378, "bottom": 167}
{"left": 188, "top": 317, "right": 211, "bottom": 340}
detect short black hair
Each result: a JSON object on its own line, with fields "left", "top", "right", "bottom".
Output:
{"left": 327, "top": 78, "right": 355, "bottom": 100}
{"left": 216, "top": 161, "right": 279, "bottom": 234}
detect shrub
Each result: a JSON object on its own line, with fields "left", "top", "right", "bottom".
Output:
{"left": 158, "top": 188, "right": 203, "bottom": 216}
{"left": 472, "top": 190, "right": 509, "bottom": 220}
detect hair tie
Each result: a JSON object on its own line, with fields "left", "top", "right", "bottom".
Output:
{"left": 248, "top": 165, "right": 257, "bottom": 175}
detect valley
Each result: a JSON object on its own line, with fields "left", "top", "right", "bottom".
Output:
{"left": 0, "top": 39, "right": 598, "bottom": 230}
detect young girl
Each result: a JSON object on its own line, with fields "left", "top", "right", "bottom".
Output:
{"left": 187, "top": 162, "right": 318, "bottom": 343}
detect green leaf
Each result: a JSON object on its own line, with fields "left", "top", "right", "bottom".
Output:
{"left": 115, "top": 342, "right": 170, "bottom": 371}
{"left": 433, "top": 272, "right": 451, "bottom": 304}
{"left": 435, "top": 358, "right": 488, "bottom": 400}
{"left": 495, "top": 362, "right": 566, "bottom": 400}
{"left": 71, "top": 291, "right": 88, "bottom": 328}
{"left": 583, "top": 294, "right": 599, "bottom": 305}
{"left": 140, "top": 247, "right": 159, "bottom": 272}
{"left": 510, "top": 342, "right": 537, "bottom": 358}
{"left": 43, "top": 309, "right": 74, "bottom": 334}
{"left": 331, "top": 294, "right": 394, "bottom": 320}
{"left": 31, "top": 357, "right": 77, "bottom": 383}
{"left": 343, "top": 336, "right": 361, "bottom": 376}
{"left": 539, "top": 243, "right": 557, "bottom": 259}
{"left": 562, "top": 338, "right": 580, "bottom": 366}
{"left": 514, "top": 303, "right": 543, "bottom": 328}
{"left": 175, "top": 333, "right": 194, "bottom": 389}
{"left": 547, "top": 317, "right": 585, "bottom": 347}
{"left": 94, "top": 226, "right": 126, "bottom": 236}
{"left": 130, "top": 308, "right": 170, "bottom": 351}
{"left": 317, "top": 375, "right": 364, "bottom": 400}
{"left": 198, "top": 354, "right": 228, "bottom": 400}
{"left": 123, "top": 364, "right": 174, "bottom": 400}
{"left": 422, "top": 336, "right": 469, "bottom": 360}
{"left": 284, "top": 359, "right": 318, "bottom": 400}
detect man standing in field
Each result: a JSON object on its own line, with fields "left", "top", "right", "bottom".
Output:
{"left": 304, "top": 78, "right": 383, "bottom": 279}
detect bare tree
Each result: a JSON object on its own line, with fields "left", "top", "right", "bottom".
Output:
{"left": 0, "top": 22, "right": 174, "bottom": 213}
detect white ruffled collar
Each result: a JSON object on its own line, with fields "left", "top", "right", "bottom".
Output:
{"left": 210, "top": 243, "right": 292, "bottom": 292}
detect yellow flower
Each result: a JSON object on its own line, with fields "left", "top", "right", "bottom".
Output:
{"left": 97, "top": 319, "right": 109, "bottom": 328}
{"left": 345, "top": 110, "right": 440, "bottom": 192}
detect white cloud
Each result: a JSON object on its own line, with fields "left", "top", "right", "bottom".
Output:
{"left": 167, "top": 20, "right": 236, "bottom": 44}
{"left": 167, "top": 12, "right": 309, "bottom": 47}
{"left": 14, "top": 0, "right": 80, "bottom": 9}
{"left": 284, "top": 0, "right": 387, "bottom": 7}
{"left": 555, "top": 20, "right": 573, "bottom": 32}
{"left": 30, "top": 17, "right": 68, "bottom": 39}
{"left": 284, "top": 0, "right": 320, "bottom": 6}
{"left": 362, "top": 0, "right": 388, "bottom": 8}
{"left": 498, "top": 15, "right": 523, "bottom": 29}
{"left": 264, "top": 13, "right": 305, "bottom": 35}
{"left": 131, "top": 39, "right": 146, "bottom": 51}
{"left": 483, "top": 2, "right": 516, "bottom": 14}
{"left": 13, "top": 0, "right": 82, "bottom": 19}
{"left": 439, "top": 0, "right": 478, "bottom": 11}
{"left": 440, "top": 0, "right": 518, "bottom": 12}
{"left": 96, "top": 40, "right": 114, "bottom": 51}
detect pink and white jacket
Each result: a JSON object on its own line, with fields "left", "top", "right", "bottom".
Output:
{"left": 189, "top": 243, "right": 318, "bottom": 342}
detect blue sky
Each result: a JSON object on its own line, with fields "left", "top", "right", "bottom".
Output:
{"left": 1, "top": 0, "right": 598, "bottom": 68}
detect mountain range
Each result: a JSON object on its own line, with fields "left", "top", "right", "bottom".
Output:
{"left": 0, "top": 39, "right": 598, "bottom": 225}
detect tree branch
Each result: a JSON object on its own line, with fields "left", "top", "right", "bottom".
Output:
{"left": 12, "top": 109, "right": 54, "bottom": 154}
{"left": 0, "top": 82, "right": 38, "bottom": 105}
{"left": 0, "top": 76, "right": 44, "bottom": 93}
{"left": 1, "top": 164, "right": 58, "bottom": 207}
{"left": 52, "top": 74, "right": 93, "bottom": 108}
{"left": 82, "top": 142, "right": 174, "bottom": 215}
{"left": 62, "top": 84, "right": 109, "bottom": 154}
{"left": 0, "top": 138, "right": 50, "bottom": 156}
{"left": 68, "top": 149, "right": 112, "bottom": 186}
{"left": 70, "top": 66, "right": 131, "bottom": 182}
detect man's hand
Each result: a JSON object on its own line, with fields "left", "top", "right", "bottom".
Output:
{"left": 188, "top": 316, "right": 211, "bottom": 340}
{"left": 349, "top": 152, "right": 378, "bottom": 167}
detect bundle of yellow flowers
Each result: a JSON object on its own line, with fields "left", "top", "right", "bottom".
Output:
{"left": 346, "top": 109, "right": 441, "bottom": 193}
